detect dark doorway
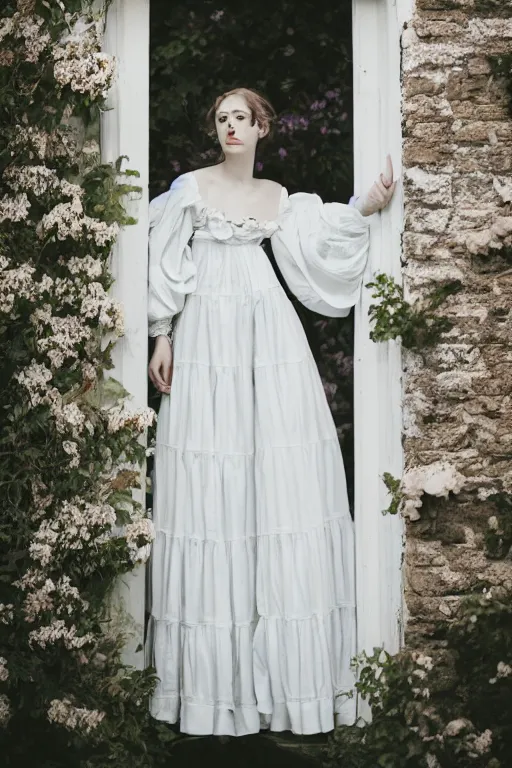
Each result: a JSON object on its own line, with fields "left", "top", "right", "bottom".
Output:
{"left": 147, "top": 1, "right": 354, "bottom": 761}
{"left": 149, "top": 0, "right": 355, "bottom": 509}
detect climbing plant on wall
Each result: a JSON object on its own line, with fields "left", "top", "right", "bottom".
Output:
{"left": 0, "top": 3, "right": 179, "bottom": 766}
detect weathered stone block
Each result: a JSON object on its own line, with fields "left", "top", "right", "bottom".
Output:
{"left": 451, "top": 119, "right": 512, "bottom": 142}
{"left": 415, "top": 19, "right": 467, "bottom": 38}
{"left": 405, "top": 167, "right": 454, "bottom": 206}
{"left": 404, "top": 94, "right": 454, "bottom": 121}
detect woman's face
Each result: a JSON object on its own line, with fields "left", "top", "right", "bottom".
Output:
{"left": 215, "top": 93, "right": 262, "bottom": 156}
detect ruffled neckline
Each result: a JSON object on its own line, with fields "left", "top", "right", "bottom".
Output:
{"left": 185, "top": 172, "right": 289, "bottom": 240}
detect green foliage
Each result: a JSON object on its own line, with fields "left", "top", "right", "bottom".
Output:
{"left": 81, "top": 158, "right": 142, "bottom": 228}
{"left": 326, "top": 588, "right": 512, "bottom": 768}
{"left": 366, "top": 273, "right": 463, "bottom": 351}
{"left": 0, "top": 2, "right": 184, "bottom": 765}
{"left": 382, "top": 472, "right": 403, "bottom": 516}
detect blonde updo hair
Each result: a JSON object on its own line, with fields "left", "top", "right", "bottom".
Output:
{"left": 206, "top": 87, "right": 276, "bottom": 143}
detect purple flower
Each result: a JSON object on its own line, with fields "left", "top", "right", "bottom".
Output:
{"left": 171, "top": 160, "right": 181, "bottom": 173}
{"left": 255, "top": 161, "right": 264, "bottom": 172}
{"left": 325, "top": 90, "right": 337, "bottom": 100}
{"left": 278, "top": 147, "right": 288, "bottom": 159}
{"left": 320, "top": 126, "right": 328, "bottom": 135}
{"left": 310, "top": 100, "right": 320, "bottom": 111}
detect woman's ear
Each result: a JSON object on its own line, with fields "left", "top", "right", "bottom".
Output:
{"left": 257, "top": 122, "right": 269, "bottom": 139}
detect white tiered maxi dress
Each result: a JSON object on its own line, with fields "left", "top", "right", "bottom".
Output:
{"left": 146, "top": 172, "right": 370, "bottom": 737}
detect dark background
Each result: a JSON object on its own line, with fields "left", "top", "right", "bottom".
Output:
{"left": 149, "top": 0, "right": 356, "bottom": 508}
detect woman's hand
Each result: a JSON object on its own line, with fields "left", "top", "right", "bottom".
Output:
{"left": 355, "top": 155, "right": 397, "bottom": 217}
{"left": 149, "top": 335, "right": 173, "bottom": 394}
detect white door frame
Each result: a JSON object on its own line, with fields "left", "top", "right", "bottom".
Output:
{"left": 101, "top": 0, "right": 409, "bottom": 700}
{"left": 352, "top": 0, "right": 409, "bottom": 683}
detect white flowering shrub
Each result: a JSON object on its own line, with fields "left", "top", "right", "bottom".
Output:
{"left": 0, "top": 2, "right": 174, "bottom": 766}
{"left": 325, "top": 588, "right": 512, "bottom": 768}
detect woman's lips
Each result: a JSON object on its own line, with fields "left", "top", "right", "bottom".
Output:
{"left": 226, "top": 137, "right": 243, "bottom": 144}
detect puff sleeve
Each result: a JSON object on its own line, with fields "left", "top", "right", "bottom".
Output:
{"left": 147, "top": 174, "right": 199, "bottom": 337}
{"left": 270, "top": 190, "right": 370, "bottom": 318}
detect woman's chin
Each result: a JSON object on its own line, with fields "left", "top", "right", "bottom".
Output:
{"left": 223, "top": 144, "right": 250, "bottom": 154}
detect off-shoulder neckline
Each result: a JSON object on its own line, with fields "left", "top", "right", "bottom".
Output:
{"left": 186, "top": 171, "right": 288, "bottom": 227}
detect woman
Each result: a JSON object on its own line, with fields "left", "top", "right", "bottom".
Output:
{"left": 146, "top": 87, "right": 395, "bottom": 737}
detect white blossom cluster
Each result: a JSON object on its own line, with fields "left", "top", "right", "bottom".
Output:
{"left": 0, "top": 604, "right": 14, "bottom": 625}
{"left": 8, "top": 123, "right": 79, "bottom": 163}
{"left": 20, "top": 575, "right": 89, "bottom": 623}
{"left": 0, "top": 9, "right": 51, "bottom": 64}
{"left": 4, "top": 164, "right": 60, "bottom": 196}
{"left": 105, "top": 402, "right": 156, "bottom": 435}
{"left": 36, "top": 314, "right": 93, "bottom": 369}
{"left": 39, "top": 196, "right": 119, "bottom": 247}
{"left": 47, "top": 697, "right": 105, "bottom": 733}
{"left": 0, "top": 657, "right": 8, "bottom": 683}
{"left": 0, "top": 261, "right": 36, "bottom": 315}
{"left": 124, "top": 518, "right": 155, "bottom": 564}
{"left": 66, "top": 254, "right": 103, "bottom": 280}
{"left": 29, "top": 498, "right": 117, "bottom": 567}
{"left": 81, "top": 282, "right": 125, "bottom": 335}
{"left": 0, "top": 3, "right": 155, "bottom": 733}
{"left": 9, "top": 124, "right": 49, "bottom": 160}
{"left": 45, "top": 276, "right": 124, "bottom": 336}
{"left": 13, "top": 361, "right": 89, "bottom": 439}
{"left": 0, "top": 192, "right": 30, "bottom": 224}
{"left": 28, "top": 619, "right": 95, "bottom": 650}
{"left": 442, "top": 720, "right": 493, "bottom": 757}
{"left": 0, "top": 694, "right": 11, "bottom": 728}
{"left": 489, "top": 660, "right": 512, "bottom": 684}
{"left": 15, "top": 360, "right": 55, "bottom": 408}
{"left": 53, "top": 21, "right": 116, "bottom": 101}
{"left": 62, "top": 440, "right": 81, "bottom": 468}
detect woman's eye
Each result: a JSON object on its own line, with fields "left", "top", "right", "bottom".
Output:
{"left": 237, "top": 115, "right": 245, "bottom": 121}
{"left": 218, "top": 116, "right": 226, "bottom": 123}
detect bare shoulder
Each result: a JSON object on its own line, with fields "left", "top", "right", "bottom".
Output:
{"left": 193, "top": 165, "right": 215, "bottom": 180}
{"left": 192, "top": 165, "right": 222, "bottom": 194}
{"left": 257, "top": 178, "right": 282, "bottom": 194}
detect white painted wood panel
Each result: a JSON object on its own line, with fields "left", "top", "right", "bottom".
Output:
{"left": 101, "top": 0, "right": 150, "bottom": 669}
{"left": 352, "top": 0, "right": 409, "bottom": 716}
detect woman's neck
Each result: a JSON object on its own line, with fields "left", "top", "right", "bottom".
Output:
{"left": 217, "top": 154, "right": 256, "bottom": 186}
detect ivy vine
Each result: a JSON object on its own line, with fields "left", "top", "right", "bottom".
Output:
{"left": 366, "top": 273, "right": 462, "bottom": 351}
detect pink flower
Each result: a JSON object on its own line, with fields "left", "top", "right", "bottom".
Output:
{"left": 255, "top": 161, "right": 264, "bottom": 172}
{"left": 320, "top": 126, "right": 328, "bottom": 135}
{"left": 278, "top": 148, "right": 287, "bottom": 159}
{"left": 171, "top": 161, "right": 180, "bottom": 173}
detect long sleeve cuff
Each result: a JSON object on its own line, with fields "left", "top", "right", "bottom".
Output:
{"left": 149, "top": 317, "right": 174, "bottom": 338}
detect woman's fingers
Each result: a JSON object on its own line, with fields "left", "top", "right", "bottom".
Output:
{"left": 383, "top": 154, "right": 394, "bottom": 187}
{"left": 149, "top": 362, "right": 170, "bottom": 393}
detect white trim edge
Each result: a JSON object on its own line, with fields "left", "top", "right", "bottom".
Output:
{"left": 352, "top": 0, "right": 408, "bottom": 717}
{"left": 102, "top": 0, "right": 150, "bottom": 670}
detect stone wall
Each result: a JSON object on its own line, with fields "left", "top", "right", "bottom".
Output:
{"left": 400, "top": 1, "right": 512, "bottom": 644}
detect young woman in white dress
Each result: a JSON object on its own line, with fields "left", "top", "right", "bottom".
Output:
{"left": 146, "top": 88, "right": 395, "bottom": 737}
